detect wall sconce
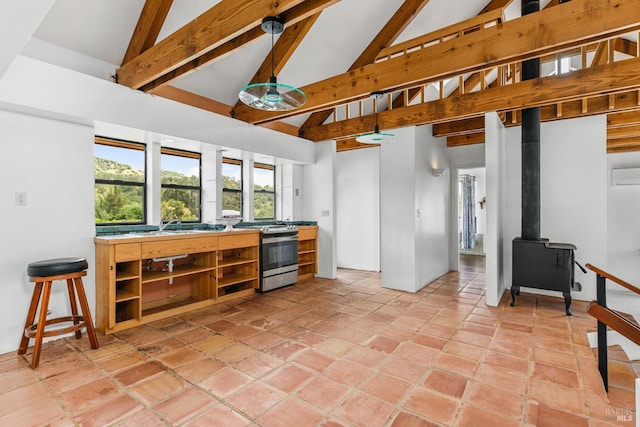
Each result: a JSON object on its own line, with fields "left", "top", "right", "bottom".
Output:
{"left": 432, "top": 168, "right": 446, "bottom": 177}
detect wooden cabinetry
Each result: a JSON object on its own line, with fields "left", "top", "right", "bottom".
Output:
{"left": 297, "top": 226, "right": 318, "bottom": 281}
{"left": 95, "top": 230, "right": 259, "bottom": 334}
{"left": 217, "top": 234, "right": 259, "bottom": 301}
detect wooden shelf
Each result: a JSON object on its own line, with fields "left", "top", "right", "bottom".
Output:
{"left": 219, "top": 272, "right": 258, "bottom": 288}
{"left": 115, "top": 290, "right": 139, "bottom": 303}
{"left": 218, "top": 257, "right": 256, "bottom": 268}
{"left": 116, "top": 273, "right": 139, "bottom": 281}
{"left": 298, "top": 250, "right": 316, "bottom": 255}
{"left": 141, "top": 264, "right": 215, "bottom": 284}
{"left": 298, "top": 261, "right": 315, "bottom": 268}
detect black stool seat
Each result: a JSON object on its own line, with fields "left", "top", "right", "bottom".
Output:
{"left": 27, "top": 258, "right": 88, "bottom": 277}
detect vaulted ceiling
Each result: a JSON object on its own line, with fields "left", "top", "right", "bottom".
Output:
{"left": 30, "top": 0, "right": 640, "bottom": 153}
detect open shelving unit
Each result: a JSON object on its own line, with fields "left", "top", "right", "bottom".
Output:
{"left": 95, "top": 231, "right": 260, "bottom": 334}
{"left": 216, "top": 238, "right": 259, "bottom": 302}
{"left": 297, "top": 226, "right": 318, "bottom": 281}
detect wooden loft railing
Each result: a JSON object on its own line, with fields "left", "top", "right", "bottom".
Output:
{"left": 585, "top": 263, "right": 640, "bottom": 392}
{"left": 374, "top": 8, "right": 505, "bottom": 63}
{"left": 323, "top": 17, "right": 640, "bottom": 134}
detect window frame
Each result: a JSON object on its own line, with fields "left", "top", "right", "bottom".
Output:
{"left": 253, "top": 162, "right": 276, "bottom": 220}
{"left": 94, "top": 136, "right": 147, "bottom": 226}
{"left": 160, "top": 147, "right": 202, "bottom": 223}
{"left": 222, "top": 157, "right": 243, "bottom": 216}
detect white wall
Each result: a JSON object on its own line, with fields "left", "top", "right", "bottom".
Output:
{"left": 0, "top": 110, "right": 95, "bottom": 354}
{"left": 302, "top": 141, "right": 337, "bottom": 279}
{"left": 0, "top": 55, "right": 316, "bottom": 165}
{"left": 608, "top": 151, "right": 640, "bottom": 287}
{"left": 381, "top": 128, "right": 418, "bottom": 290}
{"left": 485, "top": 112, "right": 507, "bottom": 306}
{"left": 502, "top": 116, "right": 607, "bottom": 302}
{"left": 336, "top": 147, "right": 380, "bottom": 271}
{"left": 415, "top": 125, "right": 450, "bottom": 287}
{"left": 380, "top": 126, "right": 450, "bottom": 292}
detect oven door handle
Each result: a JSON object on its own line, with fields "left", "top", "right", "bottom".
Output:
{"left": 262, "top": 235, "right": 298, "bottom": 244}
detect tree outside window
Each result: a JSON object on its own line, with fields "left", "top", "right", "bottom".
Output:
{"left": 254, "top": 163, "right": 275, "bottom": 219}
{"left": 94, "top": 137, "right": 146, "bottom": 225}
{"left": 161, "top": 148, "right": 201, "bottom": 222}
{"left": 222, "top": 158, "right": 242, "bottom": 216}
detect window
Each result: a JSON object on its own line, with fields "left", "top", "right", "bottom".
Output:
{"left": 254, "top": 163, "right": 275, "bottom": 219}
{"left": 94, "top": 137, "right": 146, "bottom": 225}
{"left": 222, "top": 158, "right": 242, "bottom": 216}
{"left": 161, "top": 148, "right": 201, "bottom": 222}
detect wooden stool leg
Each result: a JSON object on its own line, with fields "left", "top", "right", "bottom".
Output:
{"left": 31, "top": 281, "right": 52, "bottom": 368}
{"left": 74, "top": 277, "right": 99, "bottom": 349}
{"left": 66, "top": 278, "right": 82, "bottom": 339}
{"left": 18, "top": 281, "right": 43, "bottom": 355}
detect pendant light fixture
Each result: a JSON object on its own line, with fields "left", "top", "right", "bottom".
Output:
{"left": 238, "top": 16, "right": 306, "bottom": 111}
{"left": 356, "top": 91, "right": 397, "bottom": 144}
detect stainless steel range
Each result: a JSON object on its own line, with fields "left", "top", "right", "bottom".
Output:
{"left": 257, "top": 224, "right": 299, "bottom": 292}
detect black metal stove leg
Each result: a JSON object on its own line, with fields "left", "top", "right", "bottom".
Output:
{"left": 510, "top": 286, "right": 519, "bottom": 307}
{"left": 563, "top": 291, "right": 572, "bottom": 316}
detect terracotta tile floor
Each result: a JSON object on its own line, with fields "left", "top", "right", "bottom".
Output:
{"left": 2, "top": 267, "right": 638, "bottom": 426}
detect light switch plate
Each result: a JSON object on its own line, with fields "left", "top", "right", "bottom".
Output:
{"left": 15, "top": 192, "right": 27, "bottom": 206}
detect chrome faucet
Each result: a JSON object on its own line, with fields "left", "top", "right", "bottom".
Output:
{"left": 159, "top": 218, "right": 181, "bottom": 232}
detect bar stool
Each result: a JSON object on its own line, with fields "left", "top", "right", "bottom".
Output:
{"left": 18, "top": 257, "right": 99, "bottom": 368}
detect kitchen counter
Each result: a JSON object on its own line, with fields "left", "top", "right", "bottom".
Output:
{"left": 93, "top": 228, "right": 258, "bottom": 244}
{"left": 94, "top": 228, "right": 261, "bottom": 333}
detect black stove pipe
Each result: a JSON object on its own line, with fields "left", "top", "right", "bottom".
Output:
{"left": 521, "top": 0, "right": 541, "bottom": 241}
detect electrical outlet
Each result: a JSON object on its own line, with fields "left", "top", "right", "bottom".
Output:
{"left": 321, "top": 209, "right": 330, "bottom": 217}
{"left": 15, "top": 192, "right": 27, "bottom": 206}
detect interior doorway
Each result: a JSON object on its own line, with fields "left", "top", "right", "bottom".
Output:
{"left": 458, "top": 167, "right": 486, "bottom": 271}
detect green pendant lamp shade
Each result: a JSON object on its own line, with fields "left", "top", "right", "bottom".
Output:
{"left": 356, "top": 92, "right": 396, "bottom": 144}
{"left": 239, "top": 17, "right": 306, "bottom": 111}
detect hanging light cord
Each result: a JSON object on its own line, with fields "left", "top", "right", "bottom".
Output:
{"left": 270, "top": 27, "right": 276, "bottom": 79}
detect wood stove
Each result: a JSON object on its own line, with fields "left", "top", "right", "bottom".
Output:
{"left": 511, "top": 238, "right": 584, "bottom": 315}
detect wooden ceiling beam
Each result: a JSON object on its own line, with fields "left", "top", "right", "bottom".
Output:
{"left": 150, "top": 85, "right": 298, "bottom": 137}
{"left": 303, "top": 57, "right": 640, "bottom": 141}
{"left": 301, "top": 0, "right": 433, "bottom": 131}
{"left": 236, "top": 0, "right": 640, "bottom": 125}
{"left": 447, "top": 132, "right": 485, "bottom": 147}
{"left": 116, "top": 0, "right": 309, "bottom": 89}
{"left": 139, "top": 0, "right": 341, "bottom": 93}
{"left": 608, "top": 137, "right": 640, "bottom": 153}
{"left": 613, "top": 37, "right": 638, "bottom": 57}
{"left": 336, "top": 138, "right": 379, "bottom": 152}
{"left": 151, "top": 85, "right": 232, "bottom": 116}
{"left": 608, "top": 124, "right": 640, "bottom": 140}
{"left": 433, "top": 117, "right": 485, "bottom": 137}
{"left": 503, "top": 90, "right": 640, "bottom": 127}
{"left": 608, "top": 136, "right": 640, "bottom": 148}
{"left": 608, "top": 110, "right": 640, "bottom": 128}
{"left": 480, "top": 0, "right": 513, "bottom": 14}
{"left": 122, "top": 0, "right": 174, "bottom": 65}
{"left": 374, "top": 8, "right": 505, "bottom": 63}
{"left": 608, "top": 145, "right": 640, "bottom": 153}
